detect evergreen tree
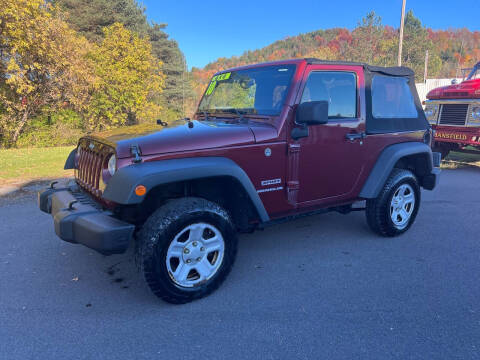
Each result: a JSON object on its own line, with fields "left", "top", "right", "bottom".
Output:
{"left": 148, "top": 24, "right": 191, "bottom": 118}
{"left": 349, "top": 11, "right": 384, "bottom": 64}
{"left": 401, "top": 10, "right": 433, "bottom": 81}
{"left": 55, "top": 0, "right": 189, "bottom": 118}
{"left": 53, "top": 0, "right": 147, "bottom": 43}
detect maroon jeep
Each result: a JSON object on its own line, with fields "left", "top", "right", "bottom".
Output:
{"left": 39, "top": 59, "right": 440, "bottom": 303}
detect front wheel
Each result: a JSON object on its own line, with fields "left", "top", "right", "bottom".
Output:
{"left": 366, "top": 169, "right": 421, "bottom": 237}
{"left": 137, "top": 197, "right": 238, "bottom": 304}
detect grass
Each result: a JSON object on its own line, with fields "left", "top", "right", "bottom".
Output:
{"left": 441, "top": 150, "right": 480, "bottom": 169}
{"left": 0, "top": 146, "right": 74, "bottom": 185}
{"left": 0, "top": 145, "right": 478, "bottom": 187}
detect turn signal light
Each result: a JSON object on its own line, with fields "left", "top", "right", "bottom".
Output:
{"left": 135, "top": 185, "right": 147, "bottom": 196}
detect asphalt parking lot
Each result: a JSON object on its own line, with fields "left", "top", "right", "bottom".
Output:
{"left": 1, "top": 168, "right": 479, "bottom": 359}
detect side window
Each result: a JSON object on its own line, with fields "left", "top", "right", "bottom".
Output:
{"left": 372, "top": 75, "right": 418, "bottom": 118}
{"left": 301, "top": 71, "right": 357, "bottom": 119}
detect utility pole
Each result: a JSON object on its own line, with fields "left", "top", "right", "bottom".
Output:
{"left": 397, "top": 0, "right": 406, "bottom": 66}
{"left": 424, "top": 50, "right": 429, "bottom": 83}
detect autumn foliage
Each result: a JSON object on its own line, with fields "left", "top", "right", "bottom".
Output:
{"left": 0, "top": 0, "right": 94, "bottom": 145}
{"left": 0, "top": 0, "right": 172, "bottom": 147}
{"left": 190, "top": 11, "right": 480, "bottom": 110}
{"left": 87, "top": 23, "right": 165, "bottom": 131}
{"left": 1, "top": 3, "right": 479, "bottom": 148}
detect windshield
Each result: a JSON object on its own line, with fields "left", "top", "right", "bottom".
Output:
{"left": 466, "top": 62, "right": 480, "bottom": 80}
{"left": 198, "top": 64, "right": 296, "bottom": 116}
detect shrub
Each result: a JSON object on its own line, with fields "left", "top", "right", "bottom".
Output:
{"left": 16, "top": 110, "right": 84, "bottom": 148}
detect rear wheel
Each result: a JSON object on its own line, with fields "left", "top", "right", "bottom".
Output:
{"left": 137, "top": 197, "right": 238, "bottom": 304}
{"left": 366, "top": 169, "right": 421, "bottom": 237}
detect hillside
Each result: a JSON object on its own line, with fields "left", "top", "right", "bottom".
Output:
{"left": 190, "top": 11, "right": 480, "bottom": 109}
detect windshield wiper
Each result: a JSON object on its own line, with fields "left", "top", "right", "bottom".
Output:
{"left": 219, "top": 108, "right": 249, "bottom": 123}
{"left": 196, "top": 111, "right": 212, "bottom": 121}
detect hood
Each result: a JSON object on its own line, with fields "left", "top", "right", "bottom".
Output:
{"left": 85, "top": 119, "right": 257, "bottom": 158}
{"left": 427, "top": 78, "right": 480, "bottom": 99}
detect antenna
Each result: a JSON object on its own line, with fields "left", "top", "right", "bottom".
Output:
{"left": 182, "top": 53, "right": 186, "bottom": 119}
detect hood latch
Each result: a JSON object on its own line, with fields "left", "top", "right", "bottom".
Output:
{"left": 130, "top": 144, "right": 142, "bottom": 163}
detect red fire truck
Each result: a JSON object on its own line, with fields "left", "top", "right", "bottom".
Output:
{"left": 425, "top": 61, "right": 480, "bottom": 158}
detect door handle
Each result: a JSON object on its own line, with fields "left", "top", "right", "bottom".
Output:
{"left": 345, "top": 132, "right": 366, "bottom": 141}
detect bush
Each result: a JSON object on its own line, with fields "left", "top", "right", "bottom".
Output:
{"left": 16, "top": 110, "right": 84, "bottom": 148}
{"left": 154, "top": 107, "right": 183, "bottom": 123}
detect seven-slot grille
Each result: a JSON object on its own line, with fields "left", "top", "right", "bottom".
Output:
{"left": 76, "top": 140, "right": 113, "bottom": 196}
{"left": 439, "top": 104, "right": 469, "bottom": 126}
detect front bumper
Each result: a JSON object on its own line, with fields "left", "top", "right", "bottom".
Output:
{"left": 433, "top": 125, "right": 480, "bottom": 146}
{"left": 38, "top": 183, "right": 135, "bottom": 255}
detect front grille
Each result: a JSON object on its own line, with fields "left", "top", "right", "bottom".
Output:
{"left": 76, "top": 139, "right": 114, "bottom": 197}
{"left": 439, "top": 104, "right": 469, "bottom": 126}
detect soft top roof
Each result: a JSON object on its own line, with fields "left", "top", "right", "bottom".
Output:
{"left": 214, "top": 58, "right": 414, "bottom": 78}
{"left": 304, "top": 58, "right": 426, "bottom": 134}
{"left": 305, "top": 58, "right": 414, "bottom": 77}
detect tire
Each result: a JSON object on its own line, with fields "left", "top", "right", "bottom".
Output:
{"left": 366, "top": 169, "right": 421, "bottom": 237}
{"left": 137, "top": 197, "right": 238, "bottom": 304}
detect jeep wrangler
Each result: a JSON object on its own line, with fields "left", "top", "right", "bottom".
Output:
{"left": 39, "top": 59, "right": 441, "bottom": 304}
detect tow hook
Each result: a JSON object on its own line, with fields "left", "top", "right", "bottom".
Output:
{"left": 67, "top": 200, "right": 78, "bottom": 211}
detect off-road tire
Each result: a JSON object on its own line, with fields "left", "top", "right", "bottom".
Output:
{"left": 137, "top": 197, "right": 238, "bottom": 304}
{"left": 366, "top": 169, "right": 421, "bottom": 237}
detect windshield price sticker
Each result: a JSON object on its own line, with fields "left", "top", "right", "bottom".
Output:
{"left": 213, "top": 73, "right": 231, "bottom": 81}
{"left": 205, "top": 72, "right": 231, "bottom": 95}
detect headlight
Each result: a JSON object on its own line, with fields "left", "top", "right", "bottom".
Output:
{"left": 471, "top": 106, "right": 480, "bottom": 120}
{"left": 467, "top": 106, "right": 480, "bottom": 126}
{"left": 108, "top": 155, "right": 116, "bottom": 176}
{"left": 424, "top": 105, "right": 439, "bottom": 124}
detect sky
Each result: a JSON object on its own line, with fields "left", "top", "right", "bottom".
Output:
{"left": 141, "top": 0, "right": 480, "bottom": 69}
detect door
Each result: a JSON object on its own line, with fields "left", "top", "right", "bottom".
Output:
{"left": 290, "top": 65, "right": 368, "bottom": 205}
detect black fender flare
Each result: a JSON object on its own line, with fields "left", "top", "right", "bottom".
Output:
{"left": 64, "top": 148, "right": 77, "bottom": 170}
{"left": 359, "top": 142, "right": 434, "bottom": 199}
{"left": 103, "top": 157, "right": 270, "bottom": 222}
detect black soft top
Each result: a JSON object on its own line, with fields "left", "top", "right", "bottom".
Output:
{"left": 305, "top": 58, "right": 427, "bottom": 134}
{"left": 305, "top": 58, "right": 414, "bottom": 77}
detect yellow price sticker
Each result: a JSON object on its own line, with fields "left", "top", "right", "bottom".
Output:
{"left": 205, "top": 72, "right": 231, "bottom": 96}
{"left": 205, "top": 80, "right": 216, "bottom": 95}
{"left": 214, "top": 72, "right": 231, "bottom": 81}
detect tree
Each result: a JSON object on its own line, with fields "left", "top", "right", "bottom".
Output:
{"left": 401, "top": 10, "right": 433, "bottom": 81}
{"left": 87, "top": 23, "right": 165, "bottom": 130}
{"left": 306, "top": 46, "right": 338, "bottom": 61}
{"left": 148, "top": 23, "right": 192, "bottom": 118}
{"left": 349, "top": 11, "right": 385, "bottom": 64}
{"left": 55, "top": 0, "right": 189, "bottom": 118}
{"left": 0, "top": 0, "right": 93, "bottom": 146}
{"left": 53, "top": 0, "right": 147, "bottom": 43}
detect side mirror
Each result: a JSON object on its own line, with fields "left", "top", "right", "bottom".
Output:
{"left": 296, "top": 101, "right": 329, "bottom": 125}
